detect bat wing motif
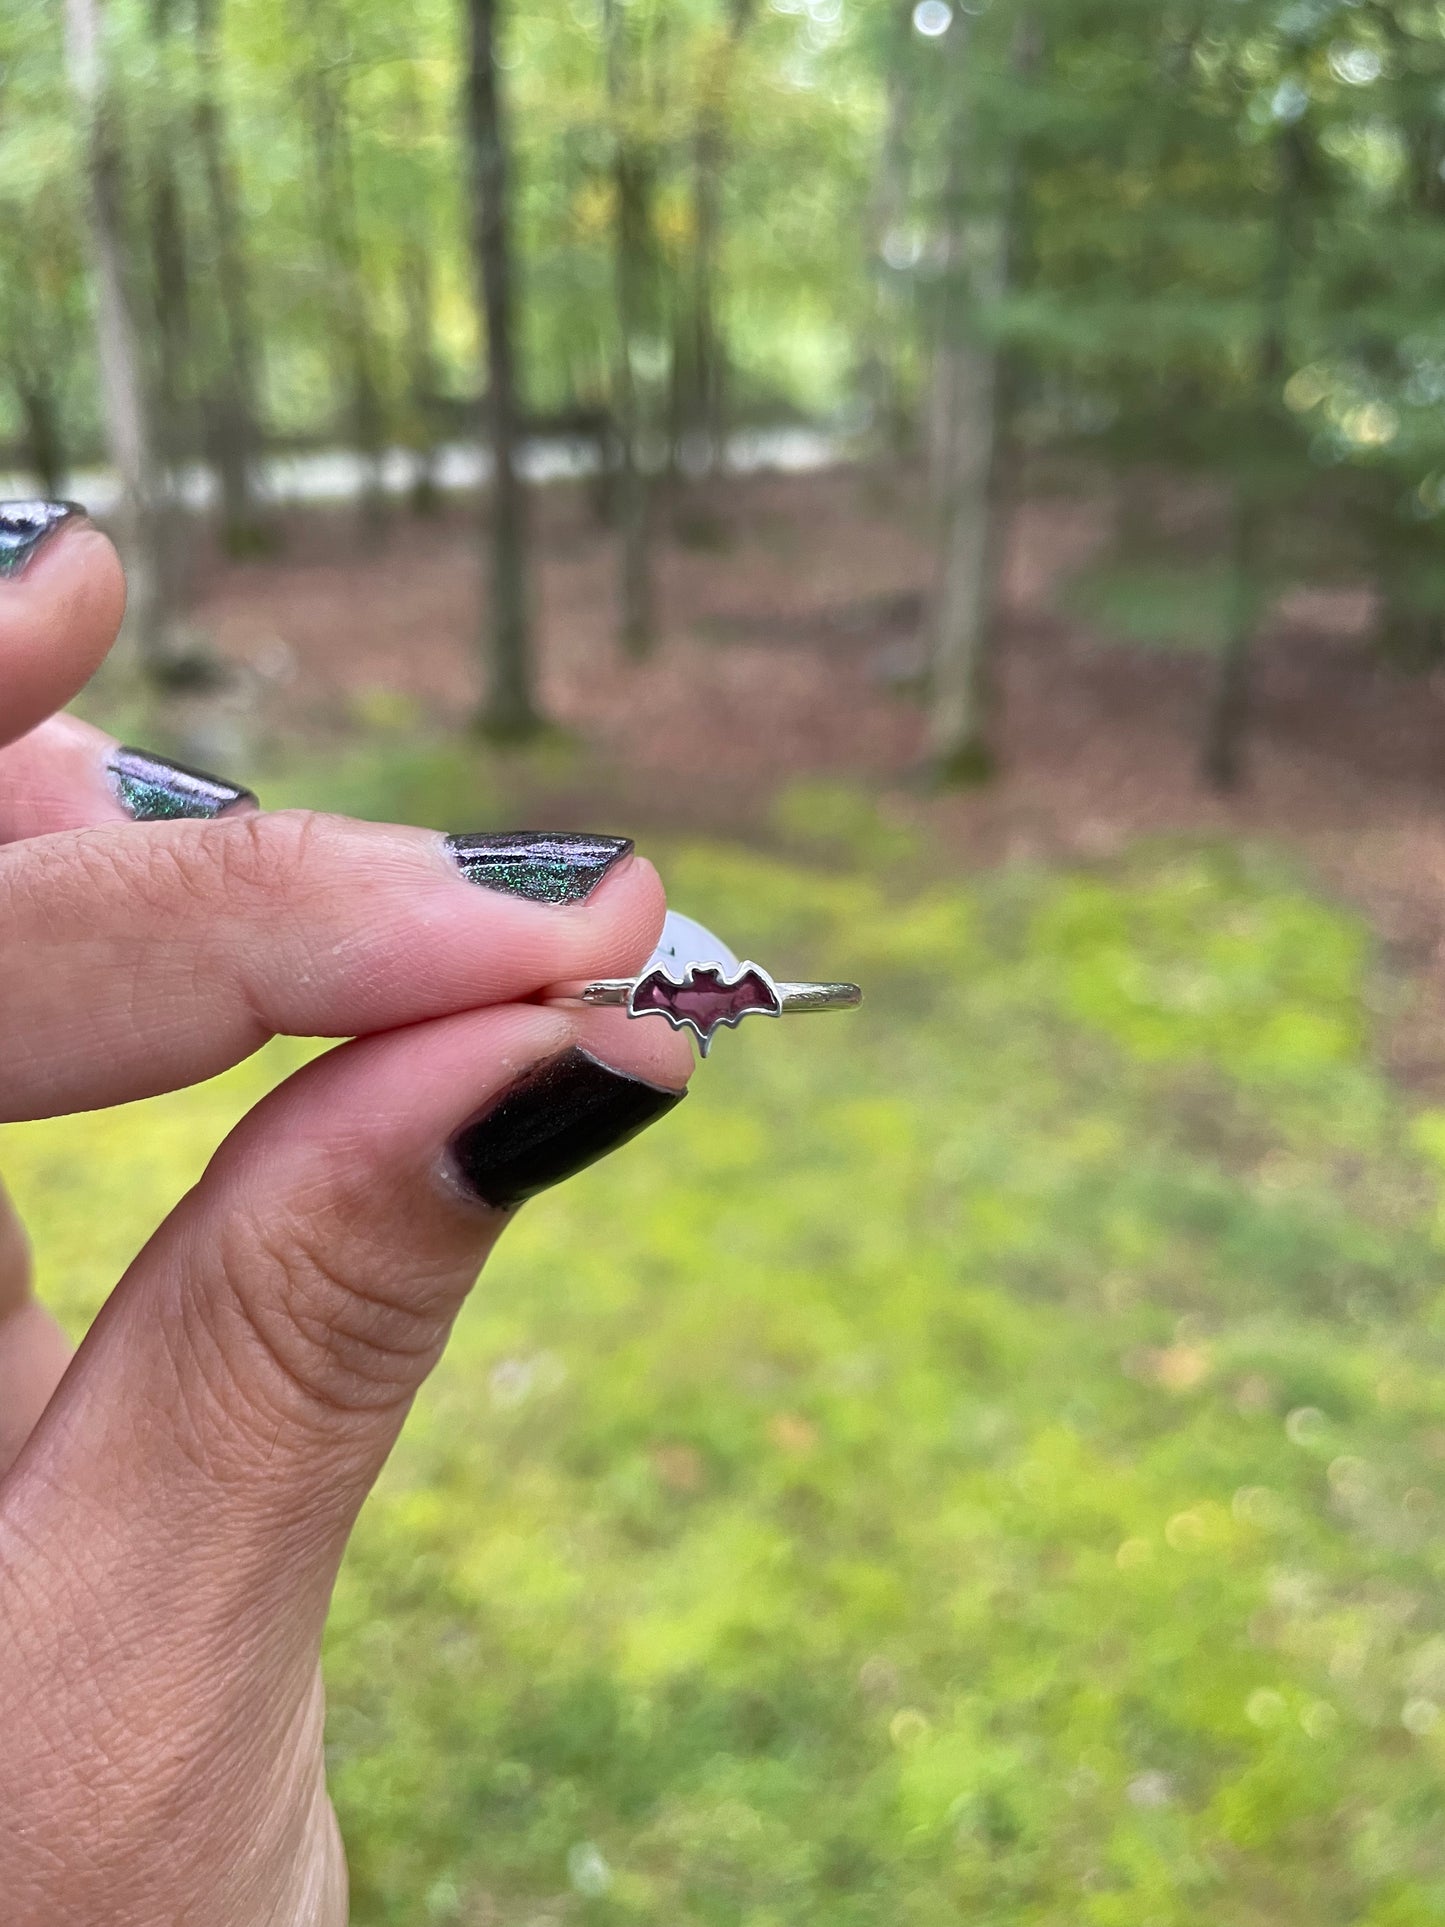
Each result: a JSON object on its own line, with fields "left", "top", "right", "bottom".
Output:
{"left": 630, "top": 963, "right": 782, "bottom": 1055}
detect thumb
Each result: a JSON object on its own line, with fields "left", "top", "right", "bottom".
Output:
{"left": 0, "top": 503, "right": 125, "bottom": 750}
{"left": 0, "top": 1000, "right": 690, "bottom": 1917}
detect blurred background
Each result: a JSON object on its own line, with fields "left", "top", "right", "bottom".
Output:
{"left": 8, "top": 0, "right": 1445, "bottom": 1919}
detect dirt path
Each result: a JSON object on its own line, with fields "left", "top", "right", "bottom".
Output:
{"left": 188, "top": 465, "right": 1445, "bottom": 1087}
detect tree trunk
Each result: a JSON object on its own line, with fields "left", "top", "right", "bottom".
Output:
{"left": 14, "top": 378, "right": 66, "bottom": 500}
{"left": 605, "top": 0, "right": 657, "bottom": 657}
{"left": 193, "top": 0, "right": 268, "bottom": 553}
{"left": 1200, "top": 126, "right": 1299, "bottom": 791}
{"left": 614, "top": 149, "right": 656, "bottom": 655}
{"left": 297, "top": 8, "right": 386, "bottom": 532}
{"left": 1200, "top": 489, "right": 1260, "bottom": 790}
{"left": 930, "top": 336, "right": 1003, "bottom": 781}
{"left": 465, "top": 0, "right": 541, "bottom": 738}
{"left": 1370, "top": 508, "right": 1445, "bottom": 673}
{"left": 863, "top": 1, "right": 914, "bottom": 454}
{"left": 146, "top": 0, "right": 200, "bottom": 606}
{"left": 685, "top": 0, "right": 755, "bottom": 478}
{"left": 926, "top": 13, "right": 1035, "bottom": 781}
{"left": 65, "top": 0, "right": 181, "bottom": 679}
{"left": 396, "top": 60, "right": 443, "bottom": 516}
{"left": 401, "top": 238, "right": 443, "bottom": 515}
{"left": 147, "top": 140, "right": 194, "bottom": 470}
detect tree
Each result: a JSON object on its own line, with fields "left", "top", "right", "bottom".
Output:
{"left": 64, "top": 0, "right": 182, "bottom": 679}
{"left": 604, "top": 0, "right": 662, "bottom": 657}
{"left": 192, "top": 0, "right": 269, "bottom": 553}
{"left": 293, "top": 0, "right": 387, "bottom": 530}
{"left": 860, "top": 0, "right": 917, "bottom": 453}
{"left": 925, "top": 7, "right": 1036, "bottom": 782}
{"left": 465, "top": 0, "right": 543, "bottom": 738}
{"left": 395, "top": 60, "right": 444, "bottom": 515}
{"left": 681, "top": 0, "right": 757, "bottom": 476}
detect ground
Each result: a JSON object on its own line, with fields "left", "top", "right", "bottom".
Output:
{"left": 23, "top": 474, "right": 1445, "bottom": 1924}
{"left": 12, "top": 833, "right": 1445, "bottom": 1927}
{"left": 176, "top": 462, "right": 1445, "bottom": 1088}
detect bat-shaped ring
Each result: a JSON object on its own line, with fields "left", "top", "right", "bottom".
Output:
{"left": 551, "top": 911, "right": 862, "bottom": 1056}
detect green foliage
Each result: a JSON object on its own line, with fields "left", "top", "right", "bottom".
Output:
{"left": 10, "top": 815, "right": 1445, "bottom": 1923}
{"left": 1061, "top": 562, "right": 1252, "bottom": 654}
{"left": 6, "top": 0, "right": 1444, "bottom": 656}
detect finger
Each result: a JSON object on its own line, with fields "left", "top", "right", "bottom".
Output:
{"left": 0, "top": 1003, "right": 690, "bottom": 1918}
{"left": 0, "top": 504, "right": 126, "bottom": 750}
{"left": 0, "top": 811, "right": 662, "bottom": 1120}
{"left": 0, "top": 715, "right": 257, "bottom": 845}
{"left": 0, "top": 1177, "right": 70, "bottom": 1477}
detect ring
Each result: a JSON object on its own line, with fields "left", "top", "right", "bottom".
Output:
{"left": 554, "top": 911, "right": 862, "bottom": 1056}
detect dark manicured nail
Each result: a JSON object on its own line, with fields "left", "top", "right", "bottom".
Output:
{"left": 450, "top": 1046, "right": 685, "bottom": 1210}
{"left": 445, "top": 832, "right": 633, "bottom": 906}
{"left": 0, "top": 500, "right": 87, "bottom": 580}
{"left": 107, "top": 745, "right": 258, "bottom": 822}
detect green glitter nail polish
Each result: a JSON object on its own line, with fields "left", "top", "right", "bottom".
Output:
{"left": 444, "top": 833, "right": 633, "bottom": 905}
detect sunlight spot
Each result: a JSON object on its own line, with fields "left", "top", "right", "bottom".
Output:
{"left": 1402, "top": 1698, "right": 1440, "bottom": 1737}
{"left": 1247, "top": 1688, "right": 1287, "bottom": 1728}
{"left": 890, "top": 1707, "right": 932, "bottom": 1748}
{"left": 882, "top": 226, "right": 924, "bottom": 271}
{"left": 1152, "top": 1343, "right": 1212, "bottom": 1393}
{"left": 1233, "top": 1485, "right": 1286, "bottom": 1529}
{"left": 567, "top": 1842, "right": 612, "bottom": 1898}
{"left": 1284, "top": 365, "right": 1329, "bottom": 412}
{"left": 1165, "top": 1509, "right": 1207, "bottom": 1551}
{"left": 1340, "top": 402, "right": 1398, "bottom": 448}
{"left": 1117, "top": 1536, "right": 1154, "bottom": 1570}
{"left": 1328, "top": 1454, "right": 1372, "bottom": 1496}
{"left": 913, "top": 0, "right": 953, "bottom": 35}
{"left": 1328, "top": 43, "right": 1383, "bottom": 85}
{"left": 1126, "top": 1770, "right": 1172, "bottom": 1809}
{"left": 1285, "top": 1405, "right": 1326, "bottom": 1446}
{"left": 858, "top": 1654, "right": 901, "bottom": 1700}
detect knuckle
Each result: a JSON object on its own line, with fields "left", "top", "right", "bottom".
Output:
{"left": 206, "top": 807, "right": 330, "bottom": 900}
{"left": 2, "top": 811, "right": 331, "bottom": 938}
{"left": 200, "top": 1199, "right": 465, "bottom": 1436}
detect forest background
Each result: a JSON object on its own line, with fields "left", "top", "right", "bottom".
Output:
{"left": 9, "top": 0, "right": 1445, "bottom": 1921}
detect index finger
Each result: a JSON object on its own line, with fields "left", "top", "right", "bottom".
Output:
{"left": 0, "top": 810, "right": 662, "bottom": 1120}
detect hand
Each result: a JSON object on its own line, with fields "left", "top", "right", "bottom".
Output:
{"left": 0, "top": 504, "right": 694, "bottom": 1926}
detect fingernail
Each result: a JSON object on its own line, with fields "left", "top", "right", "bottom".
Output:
{"left": 107, "top": 745, "right": 258, "bottom": 822}
{"left": 0, "top": 500, "right": 87, "bottom": 579}
{"left": 445, "top": 832, "right": 633, "bottom": 906}
{"left": 449, "top": 1046, "right": 685, "bottom": 1209}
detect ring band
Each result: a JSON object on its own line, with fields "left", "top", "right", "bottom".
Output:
{"left": 575, "top": 978, "right": 863, "bottom": 1015}
{"left": 548, "top": 910, "right": 862, "bottom": 1055}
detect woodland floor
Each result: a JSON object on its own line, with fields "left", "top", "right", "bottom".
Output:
{"left": 179, "top": 462, "right": 1445, "bottom": 1092}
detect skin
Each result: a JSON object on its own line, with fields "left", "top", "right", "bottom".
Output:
{"left": 0, "top": 522, "right": 694, "bottom": 1925}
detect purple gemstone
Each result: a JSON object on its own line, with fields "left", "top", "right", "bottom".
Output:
{"left": 632, "top": 966, "right": 781, "bottom": 1047}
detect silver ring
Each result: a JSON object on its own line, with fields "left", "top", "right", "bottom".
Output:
{"left": 554, "top": 911, "right": 862, "bottom": 1056}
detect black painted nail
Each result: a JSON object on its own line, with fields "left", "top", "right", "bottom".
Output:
{"left": 445, "top": 832, "right": 634, "bottom": 906}
{"left": 0, "top": 500, "right": 86, "bottom": 580}
{"left": 107, "top": 745, "right": 258, "bottom": 822}
{"left": 450, "top": 1046, "right": 685, "bottom": 1210}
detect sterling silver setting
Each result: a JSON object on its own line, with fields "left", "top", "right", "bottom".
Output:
{"left": 556, "top": 911, "right": 863, "bottom": 1056}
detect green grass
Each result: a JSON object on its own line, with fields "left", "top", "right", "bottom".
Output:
{"left": 1060, "top": 561, "right": 1252, "bottom": 654}
{"left": 9, "top": 817, "right": 1445, "bottom": 1926}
